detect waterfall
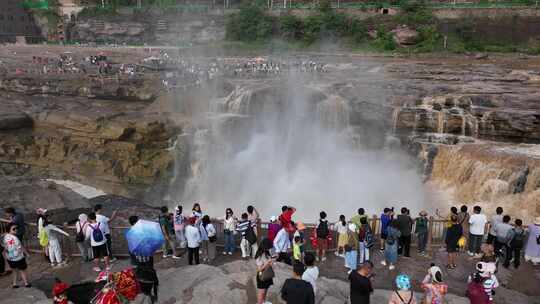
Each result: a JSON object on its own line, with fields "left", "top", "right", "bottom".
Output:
{"left": 315, "top": 95, "right": 350, "bottom": 131}
{"left": 391, "top": 107, "right": 401, "bottom": 134}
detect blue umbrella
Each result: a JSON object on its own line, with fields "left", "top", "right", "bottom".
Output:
{"left": 125, "top": 220, "right": 165, "bottom": 257}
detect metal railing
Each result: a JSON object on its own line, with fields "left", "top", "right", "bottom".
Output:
{"left": 1, "top": 216, "right": 495, "bottom": 258}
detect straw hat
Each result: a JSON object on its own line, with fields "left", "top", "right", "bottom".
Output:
{"left": 535, "top": 217, "right": 540, "bottom": 225}
{"left": 419, "top": 210, "right": 428, "bottom": 216}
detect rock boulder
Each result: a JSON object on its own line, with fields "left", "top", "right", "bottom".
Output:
{"left": 392, "top": 26, "right": 419, "bottom": 46}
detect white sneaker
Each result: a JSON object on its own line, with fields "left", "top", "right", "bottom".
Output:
{"left": 172, "top": 255, "right": 181, "bottom": 260}
{"left": 389, "top": 265, "right": 395, "bottom": 270}
{"left": 322, "top": 257, "right": 327, "bottom": 262}
{"left": 467, "top": 251, "right": 474, "bottom": 256}
{"left": 334, "top": 251, "right": 339, "bottom": 256}
{"left": 163, "top": 254, "right": 170, "bottom": 258}
{"left": 228, "top": 252, "right": 233, "bottom": 255}
{"left": 381, "top": 260, "right": 387, "bottom": 266}
{"left": 222, "top": 251, "right": 227, "bottom": 255}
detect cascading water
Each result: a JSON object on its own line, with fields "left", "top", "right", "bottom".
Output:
{"left": 173, "top": 82, "right": 427, "bottom": 220}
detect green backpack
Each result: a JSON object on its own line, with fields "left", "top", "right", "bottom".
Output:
{"left": 39, "top": 228, "right": 49, "bottom": 247}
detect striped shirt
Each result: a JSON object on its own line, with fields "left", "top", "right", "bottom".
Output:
{"left": 236, "top": 220, "right": 251, "bottom": 236}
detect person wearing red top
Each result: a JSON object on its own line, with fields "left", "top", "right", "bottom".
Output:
{"left": 279, "top": 206, "right": 296, "bottom": 233}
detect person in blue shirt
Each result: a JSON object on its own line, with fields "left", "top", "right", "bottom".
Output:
{"left": 379, "top": 208, "right": 393, "bottom": 251}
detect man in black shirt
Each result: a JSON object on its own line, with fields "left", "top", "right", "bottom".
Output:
{"left": 281, "top": 262, "right": 315, "bottom": 304}
{"left": 349, "top": 261, "right": 374, "bottom": 304}
{"left": 396, "top": 207, "right": 413, "bottom": 257}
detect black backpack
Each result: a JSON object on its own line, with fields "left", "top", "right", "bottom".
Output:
{"left": 510, "top": 229, "right": 525, "bottom": 248}
{"left": 245, "top": 223, "right": 257, "bottom": 245}
{"left": 76, "top": 222, "right": 86, "bottom": 243}
{"left": 317, "top": 220, "right": 329, "bottom": 238}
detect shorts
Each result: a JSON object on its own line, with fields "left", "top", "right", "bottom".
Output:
{"left": 446, "top": 243, "right": 458, "bottom": 253}
{"left": 92, "top": 244, "right": 109, "bottom": 259}
{"left": 256, "top": 275, "right": 273, "bottom": 289}
{"left": 317, "top": 238, "right": 328, "bottom": 250}
{"left": 8, "top": 258, "right": 27, "bottom": 270}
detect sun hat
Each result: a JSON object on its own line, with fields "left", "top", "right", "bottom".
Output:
{"left": 52, "top": 281, "right": 70, "bottom": 297}
{"left": 419, "top": 210, "right": 428, "bottom": 216}
{"left": 428, "top": 266, "right": 443, "bottom": 283}
{"left": 395, "top": 274, "right": 411, "bottom": 290}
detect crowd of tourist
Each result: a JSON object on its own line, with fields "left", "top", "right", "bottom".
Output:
{"left": 1, "top": 203, "right": 540, "bottom": 304}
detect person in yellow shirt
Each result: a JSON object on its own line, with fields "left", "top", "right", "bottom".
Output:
{"left": 293, "top": 236, "right": 303, "bottom": 263}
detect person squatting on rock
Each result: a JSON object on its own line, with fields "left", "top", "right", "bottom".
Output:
{"left": 280, "top": 262, "right": 315, "bottom": 304}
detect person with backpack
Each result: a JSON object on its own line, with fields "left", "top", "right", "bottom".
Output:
{"left": 381, "top": 220, "right": 401, "bottom": 270}
{"left": 86, "top": 213, "right": 110, "bottom": 272}
{"left": 201, "top": 215, "right": 217, "bottom": 262}
{"left": 524, "top": 216, "right": 540, "bottom": 266}
{"left": 457, "top": 205, "right": 470, "bottom": 250}
{"left": 504, "top": 218, "right": 525, "bottom": 269}
{"left": 94, "top": 204, "right": 118, "bottom": 262}
{"left": 351, "top": 208, "right": 368, "bottom": 230}
{"left": 358, "top": 217, "right": 373, "bottom": 264}
{"left": 76, "top": 213, "right": 92, "bottom": 262}
{"left": 389, "top": 274, "right": 416, "bottom": 304}
{"left": 237, "top": 213, "right": 258, "bottom": 258}
{"left": 43, "top": 218, "right": 70, "bottom": 268}
{"left": 415, "top": 211, "right": 429, "bottom": 256}
{"left": 379, "top": 208, "right": 394, "bottom": 252}
{"left": 316, "top": 211, "right": 330, "bottom": 262}
{"left": 159, "top": 206, "right": 180, "bottom": 259}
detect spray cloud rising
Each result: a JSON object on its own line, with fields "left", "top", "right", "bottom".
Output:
{"left": 174, "top": 71, "right": 426, "bottom": 221}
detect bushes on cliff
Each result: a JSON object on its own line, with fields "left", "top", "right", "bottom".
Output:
{"left": 226, "top": 4, "right": 274, "bottom": 42}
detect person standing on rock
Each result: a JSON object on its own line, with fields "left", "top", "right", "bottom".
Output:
{"left": 192, "top": 203, "right": 203, "bottom": 225}
{"left": 173, "top": 205, "right": 187, "bottom": 250}
{"left": 185, "top": 217, "right": 201, "bottom": 265}
{"left": 445, "top": 215, "right": 462, "bottom": 270}
{"left": 487, "top": 207, "right": 503, "bottom": 245}
{"left": 279, "top": 205, "right": 296, "bottom": 234}
{"left": 255, "top": 238, "right": 274, "bottom": 304}
{"left": 504, "top": 218, "right": 525, "bottom": 269}
{"left": 223, "top": 208, "right": 237, "bottom": 255}
{"left": 94, "top": 204, "right": 118, "bottom": 262}
{"left": 396, "top": 208, "right": 413, "bottom": 257}
{"left": 316, "top": 211, "right": 330, "bottom": 262}
{"left": 351, "top": 208, "right": 368, "bottom": 231}
{"left": 201, "top": 215, "right": 217, "bottom": 262}
{"left": 237, "top": 213, "right": 258, "bottom": 258}
{"left": 381, "top": 220, "right": 401, "bottom": 270}
{"left": 2, "top": 223, "right": 31, "bottom": 288}
{"left": 457, "top": 205, "right": 470, "bottom": 251}
{"left": 281, "top": 262, "right": 315, "bottom": 304}
{"left": 43, "top": 219, "right": 70, "bottom": 268}
{"left": 349, "top": 261, "right": 373, "bottom": 304}
{"left": 334, "top": 215, "right": 348, "bottom": 257}
{"left": 379, "top": 208, "right": 393, "bottom": 252}
{"left": 524, "top": 216, "right": 540, "bottom": 266}
{"left": 159, "top": 206, "right": 180, "bottom": 259}
{"left": 493, "top": 215, "right": 512, "bottom": 257}
{"left": 247, "top": 205, "right": 260, "bottom": 236}
{"left": 415, "top": 211, "right": 429, "bottom": 256}
{"left": 345, "top": 223, "right": 359, "bottom": 273}
{"left": 274, "top": 226, "right": 291, "bottom": 265}
{"left": 468, "top": 206, "right": 487, "bottom": 257}
{"left": 76, "top": 214, "right": 92, "bottom": 262}
{"left": 86, "top": 212, "right": 110, "bottom": 272}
